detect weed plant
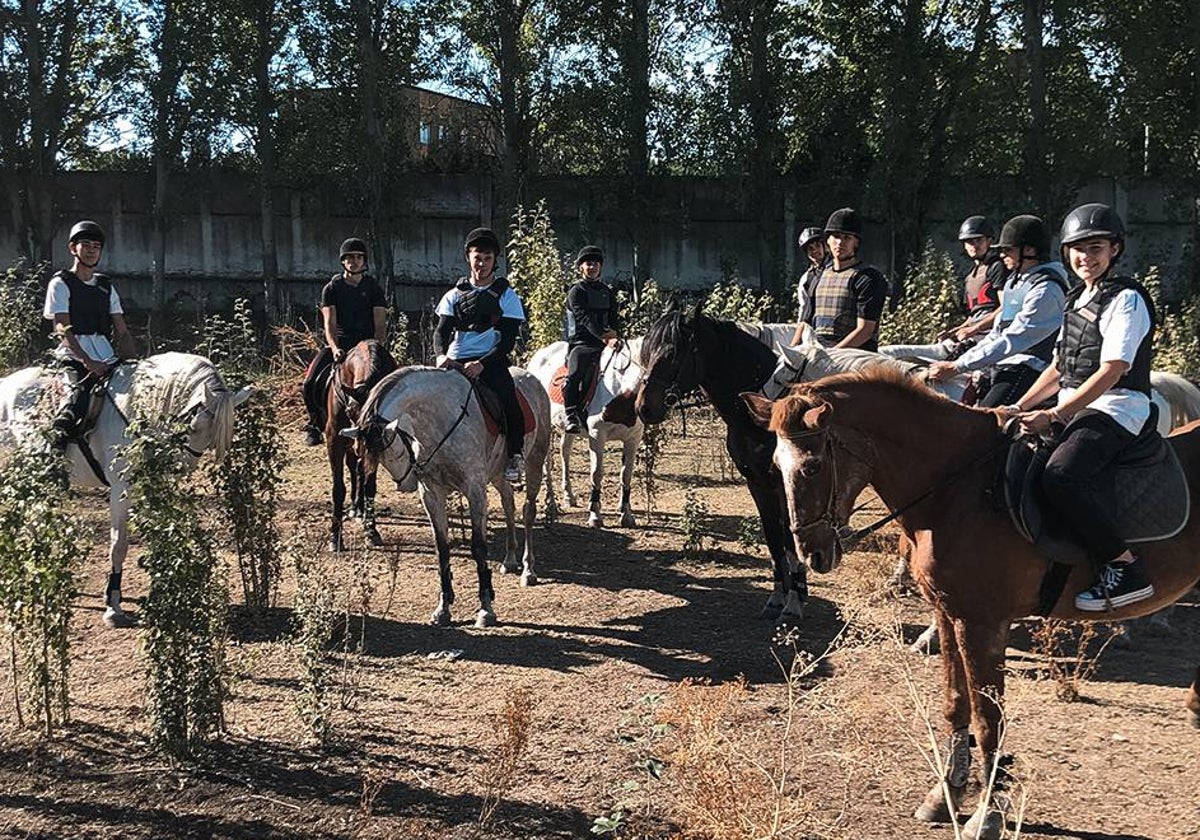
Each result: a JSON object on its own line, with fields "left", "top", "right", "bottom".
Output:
{"left": 0, "top": 259, "right": 48, "bottom": 371}
{"left": 508, "top": 201, "right": 567, "bottom": 360}
{"left": 878, "top": 243, "right": 961, "bottom": 346}
{"left": 680, "top": 487, "right": 709, "bottom": 557}
{"left": 290, "top": 529, "right": 337, "bottom": 746}
{"left": 476, "top": 687, "right": 535, "bottom": 829}
{"left": 1029, "top": 619, "right": 1124, "bottom": 702}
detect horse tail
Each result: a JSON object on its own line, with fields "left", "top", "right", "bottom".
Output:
{"left": 211, "top": 387, "right": 237, "bottom": 460}
{"left": 1150, "top": 371, "right": 1200, "bottom": 430}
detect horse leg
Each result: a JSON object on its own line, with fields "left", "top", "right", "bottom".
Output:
{"left": 328, "top": 437, "right": 346, "bottom": 553}
{"left": 747, "top": 478, "right": 801, "bottom": 621}
{"left": 466, "top": 484, "right": 497, "bottom": 628}
{"left": 915, "top": 609, "right": 971, "bottom": 823}
{"left": 357, "top": 455, "right": 383, "bottom": 547}
{"left": 618, "top": 434, "right": 638, "bottom": 528}
{"left": 587, "top": 432, "right": 605, "bottom": 529}
{"left": 418, "top": 483, "right": 454, "bottom": 626}
{"left": 103, "top": 483, "right": 136, "bottom": 628}
{"left": 1186, "top": 666, "right": 1200, "bottom": 728}
{"left": 958, "top": 617, "right": 1014, "bottom": 840}
{"left": 497, "top": 478, "right": 521, "bottom": 576}
{"left": 520, "top": 447, "right": 542, "bottom": 586}
{"left": 560, "top": 429, "right": 576, "bottom": 508}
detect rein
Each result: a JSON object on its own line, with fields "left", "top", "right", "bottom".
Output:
{"left": 791, "top": 426, "right": 1010, "bottom": 549}
{"left": 382, "top": 380, "right": 475, "bottom": 486}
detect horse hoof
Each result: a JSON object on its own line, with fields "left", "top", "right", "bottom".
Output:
{"left": 620, "top": 513, "right": 636, "bottom": 528}
{"left": 963, "top": 804, "right": 1004, "bottom": 840}
{"left": 365, "top": 527, "right": 384, "bottom": 547}
{"left": 588, "top": 513, "right": 603, "bottom": 529}
{"left": 430, "top": 609, "right": 452, "bottom": 627}
{"left": 913, "top": 784, "right": 961, "bottom": 823}
{"left": 328, "top": 535, "right": 344, "bottom": 553}
{"left": 521, "top": 572, "right": 538, "bottom": 587}
{"left": 102, "top": 607, "right": 138, "bottom": 629}
{"left": 475, "top": 610, "right": 496, "bottom": 628}
{"left": 499, "top": 562, "right": 521, "bottom": 576}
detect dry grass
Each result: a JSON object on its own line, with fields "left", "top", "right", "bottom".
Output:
{"left": 1028, "top": 619, "right": 1124, "bottom": 702}
{"left": 476, "top": 687, "right": 535, "bottom": 829}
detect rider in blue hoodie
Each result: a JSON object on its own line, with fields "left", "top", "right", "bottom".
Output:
{"left": 927, "top": 215, "right": 1069, "bottom": 407}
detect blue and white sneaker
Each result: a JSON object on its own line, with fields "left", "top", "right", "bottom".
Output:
{"left": 1075, "top": 558, "right": 1154, "bottom": 612}
{"left": 503, "top": 454, "right": 524, "bottom": 484}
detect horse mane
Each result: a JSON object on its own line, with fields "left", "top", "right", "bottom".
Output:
{"left": 641, "top": 311, "right": 683, "bottom": 368}
{"left": 359, "top": 365, "right": 441, "bottom": 420}
{"left": 774, "top": 363, "right": 971, "bottom": 434}
{"left": 125, "top": 353, "right": 236, "bottom": 457}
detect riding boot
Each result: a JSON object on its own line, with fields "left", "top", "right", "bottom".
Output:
{"left": 50, "top": 380, "right": 90, "bottom": 450}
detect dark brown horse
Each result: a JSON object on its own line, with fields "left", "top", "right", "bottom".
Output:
{"left": 742, "top": 366, "right": 1200, "bottom": 840}
{"left": 326, "top": 340, "right": 397, "bottom": 551}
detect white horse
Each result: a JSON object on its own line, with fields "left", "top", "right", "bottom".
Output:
{"left": 527, "top": 338, "right": 644, "bottom": 528}
{"left": 0, "top": 352, "right": 252, "bottom": 627}
{"left": 349, "top": 365, "right": 551, "bottom": 628}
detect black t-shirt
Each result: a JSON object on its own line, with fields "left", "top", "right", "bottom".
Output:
{"left": 320, "top": 274, "right": 387, "bottom": 349}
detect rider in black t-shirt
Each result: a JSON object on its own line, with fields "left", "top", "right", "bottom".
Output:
{"left": 302, "top": 238, "right": 389, "bottom": 445}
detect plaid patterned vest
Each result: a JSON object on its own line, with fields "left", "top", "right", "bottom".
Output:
{"left": 811, "top": 264, "right": 860, "bottom": 344}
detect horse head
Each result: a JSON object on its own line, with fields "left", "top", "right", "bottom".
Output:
{"left": 741, "top": 387, "right": 871, "bottom": 574}
{"left": 636, "top": 310, "right": 708, "bottom": 424}
{"left": 343, "top": 411, "right": 419, "bottom": 492}
{"left": 195, "top": 380, "right": 253, "bottom": 460}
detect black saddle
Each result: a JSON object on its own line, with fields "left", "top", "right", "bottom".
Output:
{"left": 1003, "top": 408, "right": 1190, "bottom": 566}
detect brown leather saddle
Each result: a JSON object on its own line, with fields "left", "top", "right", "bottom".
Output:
{"left": 1002, "top": 410, "right": 1190, "bottom": 567}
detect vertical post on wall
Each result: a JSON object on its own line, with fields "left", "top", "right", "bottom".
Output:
{"left": 783, "top": 190, "right": 796, "bottom": 284}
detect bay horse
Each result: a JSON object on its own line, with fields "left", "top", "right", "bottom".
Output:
{"left": 324, "top": 340, "right": 397, "bottom": 551}
{"left": 0, "top": 353, "right": 252, "bottom": 627}
{"left": 347, "top": 365, "right": 550, "bottom": 627}
{"left": 527, "top": 338, "right": 644, "bottom": 528}
{"left": 743, "top": 365, "right": 1200, "bottom": 839}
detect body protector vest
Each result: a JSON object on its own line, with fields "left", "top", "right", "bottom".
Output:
{"left": 566, "top": 280, "right": 615, "bottom": 344}
{"left": 452, "top": 275, "right": 511, "bottom": 332}
{"left": 964, "top": 259, "right": 1001, "bottom": 316}
{"left": 996, "top": 266, "right": 1067, "bottom": 364}
{"left": 60, "top": 271, "right": 113, "bottom": 336}
{"left": 811, "top": 264, "right": 882, "bottom": 344}
{"left": 1056, "top": 276, "right": 1155, "bottom": 394}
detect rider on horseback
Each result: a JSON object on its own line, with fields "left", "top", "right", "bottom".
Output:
{"left": 1006, "top": 204, "right": 1157, "bottom": 611}
{"left": 927, "top": 215, "right": 1068, "bottom": 407}
{"left": 562, "top": 245, "right": 620, "bottom": 434}
{"left": 879, "top": 215, "right": 1005, "bottom": 363}
{"left": 43, "top": 220, "right": 136, "bottom": 449}
{"left": 302, "top": 237, "right": 389, "bottom": 445}
{"left": 788, "top": 226, "right": 828, "bottom": 346}
{"left": 434, "top": 227, "right": 528, "bottom": 483}
{"left": 802, "top": 208, "right": 888, "bottom": 351}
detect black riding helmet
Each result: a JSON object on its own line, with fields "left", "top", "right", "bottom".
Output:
{"left": 958, "top": 215, "right": 994, "bottom": 241}
{"left": 340, "top": 237, "right": 368, "bottom": 260}
{"left": 797, "top": 226, "right": 824, "bottom": 249}
{"left": 1060, "top": 203, "right": 1125, "bottom": 248}
{"left": 464, "top": 227, "right": 501, "bottom": 255}
{"left": 575, "top": 245, "right": 604, "bottom": 266}
{"left": 824, "top": 208, "right": 862, "bottom": 238}
{"left": 997, "top": 215, "right": 1051, "bottom": 262}
{"left": 69, "top": 220, "right": 105, "bottom": 246}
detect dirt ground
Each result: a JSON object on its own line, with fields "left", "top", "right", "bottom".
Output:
{"left": 0, "top": 407, "right": 1197, "bottom": 840}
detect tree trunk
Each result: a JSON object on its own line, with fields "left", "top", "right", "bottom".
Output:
{"left": 354, "top": 0, "right": 393, "bottom": 299}
{"left": 1022, "top": 0, "right": 1048, "bottom": 212}
{"left": 494, "top": 0, "right": 531, "bottom": 228}
{"left": 255, "top": 0, "right": 279, "bottom": 323}
{"left": 625, "top": 0, "right": 651, "bottom": 289}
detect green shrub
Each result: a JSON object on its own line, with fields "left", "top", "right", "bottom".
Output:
{"left": 617, "top": 279, "right": 666, "bottom": 337}
{"left": 878, "top": 243, "right": 961, "bottom": 346}
{"left": 124, "top": 420, "right": 226, "bottom": 758}
{"left": 0, "top": 435, "right": 78, "bottom": 735}
{"left": 702, "top": 279, "right": 779, "bottom": 323}
{"left": 508, "top": 200, "right": 568, "bottom": 359}
{"left": 0, "top": 260, "right": 49, "bottom": 372}
{"left": 1143, "top": 267, "right": 1200, "bottom": 376}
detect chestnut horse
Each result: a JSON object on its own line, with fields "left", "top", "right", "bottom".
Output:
{"left": 742, "top": 366, "right": 1200, "bottom": 840}
{"left": 325, "top": 340, "right": 397, "bottom": 551}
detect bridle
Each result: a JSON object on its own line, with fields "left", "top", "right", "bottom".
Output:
{"left": 368, "top": 378, "right": 475, "bottom": 487}
{"left": 781, "top": 426, "right": 866, "bottom": 543}
{"left": 642, "top": 324, "right": 702, "bottom": 410}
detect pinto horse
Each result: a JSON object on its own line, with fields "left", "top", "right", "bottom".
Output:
{"left": 527, "top": 338, "right": 644, "bottom": 528}
{"left": 743, "top": 366, "right": 1200, "bottom": 840}
{"left": 347, "top": 365, "right": 550, "bottom": 627}
{"left": 0, "top": 353, "right": 251, "bottom": 627}
{"left": 324, "top": 340, "right": 397, "bottom": 551}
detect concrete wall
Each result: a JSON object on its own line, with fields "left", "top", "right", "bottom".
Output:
{"left": 2, "top": 171, "right": 1195, "bottom": 316}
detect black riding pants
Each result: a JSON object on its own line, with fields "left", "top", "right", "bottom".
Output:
{"left": 564, "top": 342, "right": 603, "bottom": 416}
{"left": 303, "top": 347, "right": 337, "bottom": 425}
{"left": 1041, "top": 409, "right": 1138, "bottom": 563}
{"left": 473, "top": 355, "right": 524, "bottom": 457}
{"left": 54, "top": 358, "right": 98, "bottom": 432}
{"left": 978, "top": 363, "right": 1041, "bottom": 409}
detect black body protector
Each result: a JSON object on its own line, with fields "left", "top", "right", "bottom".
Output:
{"left": 1056, "top": 276, "right": 1155, "bottom": 394}
{"left": 60, "top": 270, "right": 113, "bottom": 337}
{"left": 452, "top": 275, "right": 511, "bottom": 334}
{"left": 567, "top": 280, "right": 616, "bottom": 346}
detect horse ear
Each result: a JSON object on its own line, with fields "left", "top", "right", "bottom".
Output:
{"left": 740, "top": 392, "right": 774, "bottom": 429}
{"left": 803, "top": 403, "right": 831, "bottom": 428}
{"left": 339, "top": 427, "right": 361, "bottom": 440}
{"left": 663, "top": 294, "right": 679, "bottom": 315}
{"left": 231, "top": 386, "right": 253, "bottom": 408}
{"left": 386, "top": 414, "right": 416, "bottom": 439}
